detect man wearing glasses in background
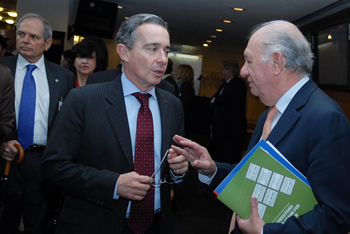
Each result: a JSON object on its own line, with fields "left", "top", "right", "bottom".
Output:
{"left": 41, "top": 13, "right": 188, "bottom": 234}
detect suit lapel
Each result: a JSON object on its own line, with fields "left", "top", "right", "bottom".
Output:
{"left": 248, "top": 79, "right": 318, "bottom": 150}
{"left": 105, "top": 75, "right": 134, "bottom": 168}
{"left": 157, "top": 88, "right": 171, "bottom": 171}
{"left": 45, "top": 61, "right": 61, "bottom": 127}
{"left": 268, "top": 80, "right": 318, "bottom": 146}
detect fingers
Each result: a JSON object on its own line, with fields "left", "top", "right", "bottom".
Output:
{"left": 168, "top": 154, "right": 188, "bottom": 175}
{"left": 117, "top": 172, "right": 153, "bottom": 201}
{"left": 1, "top": 140, "right": 20, "bottom": 161}
{"left": 250, "top": 197, "right": 259, "bottom": 218}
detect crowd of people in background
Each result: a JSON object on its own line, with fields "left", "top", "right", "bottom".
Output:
{"left": 0, "top": 10, "right": 349, "bottom": 234}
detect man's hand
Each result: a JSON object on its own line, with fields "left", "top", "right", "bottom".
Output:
{"left": 171, "top": 135, "right": 216, "bottom": 177}
{"left": 117, "top": 172, "right": 153, "bottom": 200}
{"left": 167, "top": 148, "right": 188, "bottom": 175}
{"left": 237, "top": 197, "right": 265, "bottom": 234}
{"left": 1, "top": 140, "right": 20, "bottom": 161}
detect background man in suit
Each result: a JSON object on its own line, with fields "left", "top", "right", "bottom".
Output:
{"left": 41, "top": 13, "right": 188, "bottom": 234}
{"left": 0, "top": 13, "right": 75, "bottom": 234}
{"left": 210, "top": 60, "right": 247, "bottom": 164}
{"left": 170, "top": 20, "right": 350, "bottom": 233}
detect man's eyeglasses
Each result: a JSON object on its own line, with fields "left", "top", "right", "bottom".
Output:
{"left": 151, "top": 150, "right": 175, "bottom": 187}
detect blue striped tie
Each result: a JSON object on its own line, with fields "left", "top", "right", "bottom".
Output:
{"left": 18, "top": 64, "right": 37, "bottom": 150}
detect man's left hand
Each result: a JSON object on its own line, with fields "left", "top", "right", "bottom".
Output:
{"left": 237, "top": 197, "right": 265, "bottom": 234}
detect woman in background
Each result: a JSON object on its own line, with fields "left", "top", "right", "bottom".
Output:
{"left": 177, "top": 64, "right": 195, "bottom": 137}
{"left": 71, "top": 38, "right": 107, "bottom": 87}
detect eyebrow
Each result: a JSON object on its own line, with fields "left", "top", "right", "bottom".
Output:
{"left": 145, "top": 42, "right": 170, "bottom": 49}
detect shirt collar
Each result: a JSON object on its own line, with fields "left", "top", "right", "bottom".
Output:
{"left": 275, "top": 75, "right": 309, "bottom": 114}
{"left": 17, "top": 54, "right": 45, "bottom": 71}
{"left": 121, "top": 73, "right": 157, "bottom": 101}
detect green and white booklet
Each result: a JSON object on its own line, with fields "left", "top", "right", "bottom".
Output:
{"left": 214, "top": 139, "right": 318, "bottom": 224}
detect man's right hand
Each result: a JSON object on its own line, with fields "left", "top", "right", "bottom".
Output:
{"left": 117, "top": 171, "right": 153, "bottom": 200}
{"left": 171, "top": 135, "right": 217, "bottom": 177}
{"left": 1, "top": 140, "right": 20, "bottom": 161}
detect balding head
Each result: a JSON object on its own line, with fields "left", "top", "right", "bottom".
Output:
{"left": 248, "top": 20, "right": 314, "bottom": 76}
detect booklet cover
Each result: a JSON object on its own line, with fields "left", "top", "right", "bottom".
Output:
{"left": 214, "top": 139, "right": 318, "bottom": 223}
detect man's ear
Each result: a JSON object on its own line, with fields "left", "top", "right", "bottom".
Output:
{"left": 116, "top": 44, "right": 129, "bottom": 63}
{"left": 44, "top": 38, "right": 53, "bottom": 51}
{"left": 272, "top": 51, "right": 284, "bottom": 76}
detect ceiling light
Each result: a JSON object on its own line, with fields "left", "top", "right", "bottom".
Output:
{"left": 216, "top": 29, "right": 223, "bottom": 32}
{"left": 206, "top": 40, "right": 212, "bottom": 43}
{"left": 233, "top": 8, "right": 244, "bottom": 12}
{"left": 6, "top": 19, "right": 15, "bottom": 24}
{"left": 223, "top": 20, "right": 231, "bottom": 24}
{"left": 124, "top": 17, "right": 129, "bottom": 20}
{"left": 118, "top": 5, "right": 123, "bottom": 9}
{"left": 0, "top": 16, "right": 2, "bottom": 20}
{"left": 8, "top": 12, "right": 17, "bottom": 17}
{"left": 0, "top": 7, "right": 4, "bottom": 11}
{"left": 210, "top": 35, "right": 216, "bottom": 38}
{"left": 328, "top": 34, "right": 332, "bottom": 40}
{"left": 203, "top": 43, "right": 209, "bottom": 47}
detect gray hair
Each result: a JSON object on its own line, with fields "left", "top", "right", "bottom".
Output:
{"left": 16, "top": 13, "right": 53, "bottom": 41}
{"left": 249, "top": 20, "right": 314, "bottom": 76}
{"left": 116, "top": 13, "right": 168, "bottom": 49}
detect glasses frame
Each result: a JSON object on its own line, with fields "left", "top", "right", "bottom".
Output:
{"left": 151, "top": 150, "right": 175, "bottom": 187}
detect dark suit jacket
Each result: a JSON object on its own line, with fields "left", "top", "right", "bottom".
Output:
{"left": 87, "top": 68, "right": 176, "bottom": 96}
{"left": 41, "top": 74, "right": 184, "bottom": 234}
{"left": 211, "top": 79, "right": 350, "bottom": 233}
{"left": 0, "top": 65, "right": 15, "bottom": 143}
{"left": 164, "top": 75, "right": 180, "bottom": 98}
{"left": 0, "top": 55, "right": 75, "bottom": 138}
{"left": 211, "top": 77, "right": 247, "bottom": 138}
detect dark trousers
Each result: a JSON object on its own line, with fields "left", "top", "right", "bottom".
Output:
{"left": 122, "top": 212, "right": 162, "bottom": 234}
{"left": 1, "top": 149, "right": 53, "bottom": 234}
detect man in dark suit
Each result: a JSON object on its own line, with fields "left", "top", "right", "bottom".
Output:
{"left": 87, "top": 66, "right": 177, "bottom": 96}
{"left": 41, "top": 13, "right": 188, "bottom": 234}
{"left": 210, "top": 60, "right": 247, "bottom": 164}
{"left": 0, "top": 13, "right": 75, "bottom": 234}
{"left": 171, "top": 20, "right": 350, "bottom": 233}
{"left": 162, "top": 58, "right": 180, "bottom": 98}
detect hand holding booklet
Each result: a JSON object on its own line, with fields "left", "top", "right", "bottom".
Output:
{"left": 214, "top": 139, "right": 318, "bottom": 224}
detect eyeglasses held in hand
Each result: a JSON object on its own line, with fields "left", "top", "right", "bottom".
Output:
{"left": 151, "top": 150, "right": 175, "bottom": 187}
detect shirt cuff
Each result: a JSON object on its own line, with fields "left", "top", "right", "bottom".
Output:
{"left": 198, "top": 167, "right": 218, "bottom": 185}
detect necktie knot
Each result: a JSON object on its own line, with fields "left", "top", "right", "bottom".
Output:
{"left": 132, "top": 92, "right": 151, "bottom": 107}
{"left": 27, "top": 64, "right": 37, "bottom": 73}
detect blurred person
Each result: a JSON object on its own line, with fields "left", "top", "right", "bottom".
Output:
{"left": 210, "top": 60, "right": 247, "bottom": 164}
{"left": 177, "top": 64, "right": 195, "bottom": 137}
{"left": 0, "top": 64, "right": 15, "bottom": 143}
{"left": 163, "top": 58, "right": 179, "bottom": 97}
{"left": 41, "top": 13, "right": 188, "bottom": 234}
{"left": 71, "top": 40, "right": 102, "bottom": 87}
{"left": 0, "top": 35, "right": 8, "bottom": 56}
{"left": 2, "top": 29, "right": 17, "bottom": 56}
{"left": 0, "top": 13, "right": 75, "bottom": 234}
{"left": 59, "top": 49, "right": 72, "bottom": 70}
{"left": 171, "top": 20, "right": 350, "bottom": 234}
{"left": 83, "top": 35, "right": 109, "bottom": 71}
